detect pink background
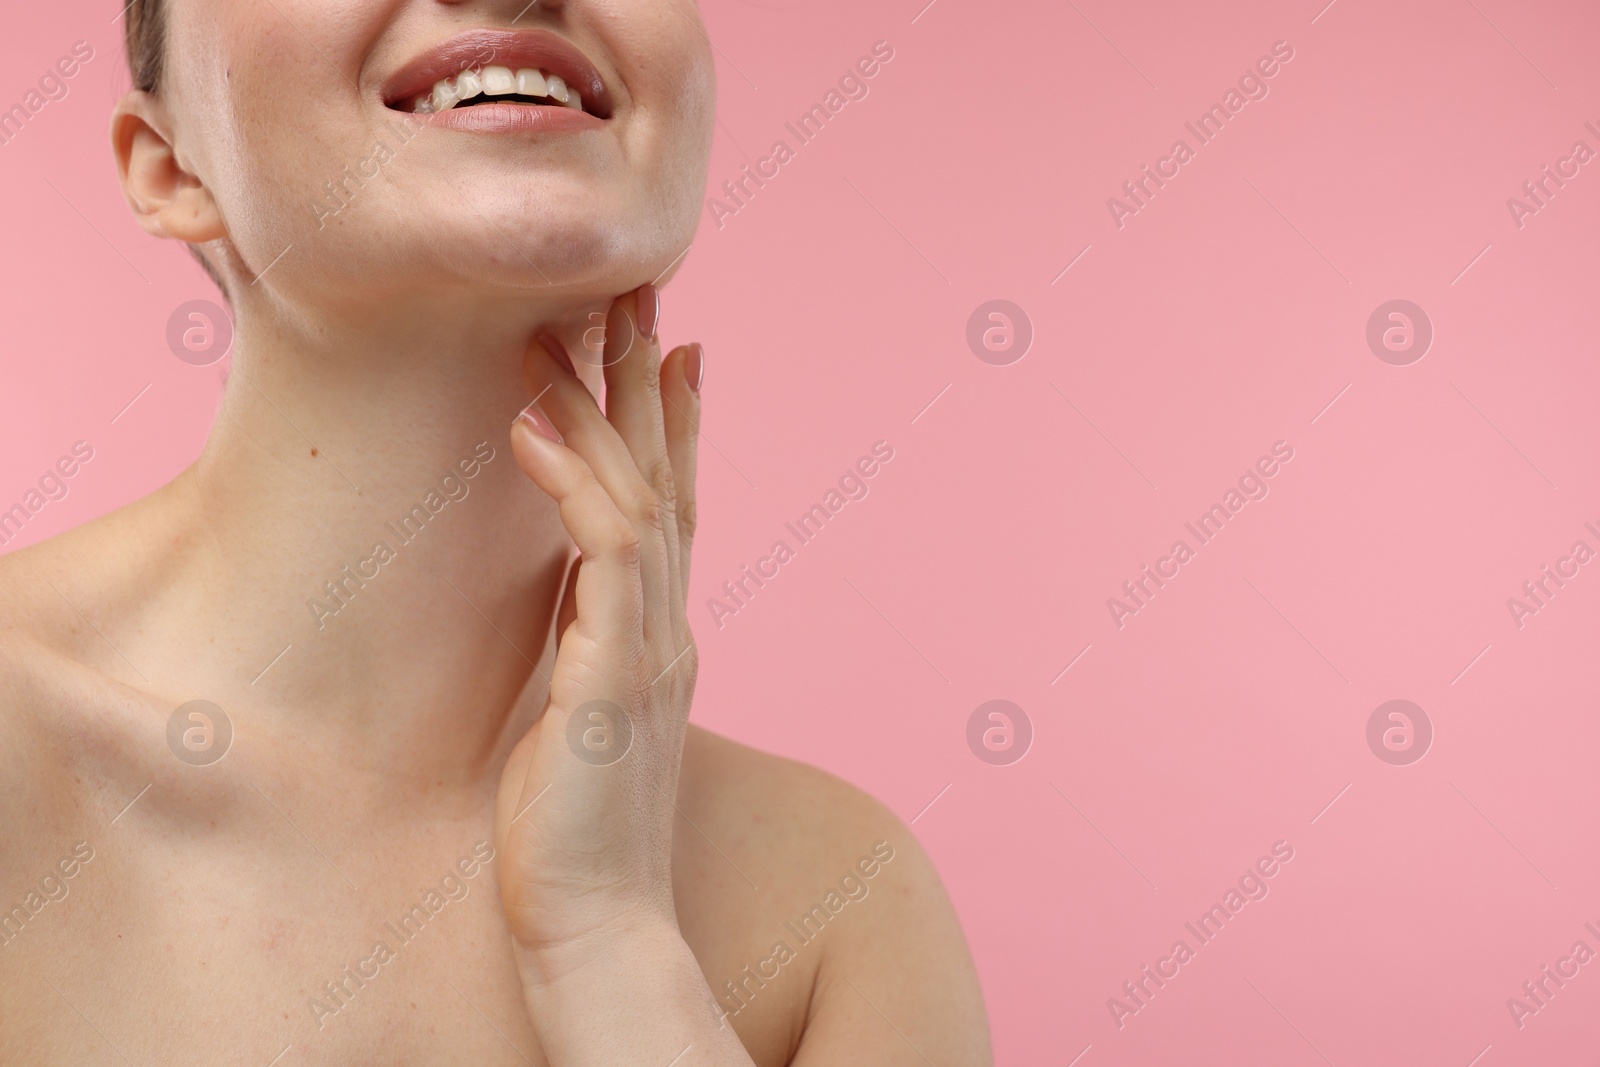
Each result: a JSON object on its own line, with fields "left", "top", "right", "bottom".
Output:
{"left": 6, "top": 1, "right": 1600, "bottom": 1063}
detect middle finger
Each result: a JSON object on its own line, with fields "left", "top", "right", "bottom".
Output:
{"left": 523, "top": 333, "right": 674, "bottom": 643}
{"left": 598, "top": 286, "right": 683, "bottom": 612}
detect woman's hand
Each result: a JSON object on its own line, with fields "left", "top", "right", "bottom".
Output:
{"left": 494, "top": 286, "right": 748, "bottom": 1064}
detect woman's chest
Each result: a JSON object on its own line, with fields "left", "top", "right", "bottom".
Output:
{"left": 3, "top": 830, "right": 547, "bottom": 1066}
{"left": 2, "top": 808, "right": 801, "bottom": 1066}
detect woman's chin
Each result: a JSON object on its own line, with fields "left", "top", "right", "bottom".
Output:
{"left": 424, "top": 216, "right": 651, "bottom": 292}
{"left": 237, "top": 200, "right": 688, "bottom": 315}
{"left": 258, "top": 247, "right": 630, "bottom": 315}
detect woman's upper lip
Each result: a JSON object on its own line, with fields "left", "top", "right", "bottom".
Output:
{"left": 381, "top": 28, "right": 613, "bottom": 119}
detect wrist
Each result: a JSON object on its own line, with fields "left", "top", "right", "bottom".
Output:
{"left": 511, "top": 916, "right": 756, "bottom": 1067}
{"left": 513, "top": 908, "right": 688, "bottom": 992}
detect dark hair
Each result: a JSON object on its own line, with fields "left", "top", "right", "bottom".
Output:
{"left": 123, "top": 0, "right": 231, "bottom": 299}
{"left": 124, "top": 0, "right": 166, "bottom": 93}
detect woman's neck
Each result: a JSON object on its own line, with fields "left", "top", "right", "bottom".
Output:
{"left": 128, "top": 290, "right": 610, "bottom": 786}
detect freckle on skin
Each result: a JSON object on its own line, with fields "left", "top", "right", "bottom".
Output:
{"left": 311, "top": 447, "right": 318, "bottom": 457}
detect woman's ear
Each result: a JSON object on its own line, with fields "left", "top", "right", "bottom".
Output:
{"left": 111, "top": 90, "right": 226, "bottom": 244}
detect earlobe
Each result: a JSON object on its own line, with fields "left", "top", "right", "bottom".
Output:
{"left": 111, "top": 91, "right": 226, "bottom": 244}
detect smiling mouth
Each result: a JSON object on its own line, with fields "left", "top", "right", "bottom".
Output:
{"left": 381, "top": 29, "right": 614, "bottom": 123}
{"left": 395, "top": 65, "right": 594, "bottom": 117}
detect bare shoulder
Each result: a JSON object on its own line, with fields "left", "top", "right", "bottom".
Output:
{"left": 676, "top": 726, "right": 992, "bottom": 1066}
{"left": 0, "top": 537, "right": 81, "bottom": 753}
{"left": 0, "top": 523, "right": 134, "bottom": 738}
{"left": 0, "top": 517, "right": 172, "bottom": 843}
{"left": 0, "top": 538, "right": 109, "bottom": 873}
{"left": 679, "top": 725, "right": 905, "bottom": 856}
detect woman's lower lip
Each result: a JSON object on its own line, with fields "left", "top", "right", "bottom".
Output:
{"left": 397, "top": 101, "right": 605, "bottom": 133}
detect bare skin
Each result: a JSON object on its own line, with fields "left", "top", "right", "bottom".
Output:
{"left": 0, "top": 332, "right": 990, "bottom": 1067}
{"left": 0, "top": 0, "right": 989, "bottom": 1062}
{"left": 0, "top": 536, "right": 982, "bottom": 1066}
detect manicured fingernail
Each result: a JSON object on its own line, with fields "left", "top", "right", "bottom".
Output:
{"left": 516, "top": 404, "right": 562, "bottom": 444}
{"left": 637, "top": 283, "right": 660, "bottom": 342}
{"left": 539, "top": 333, "right": 576, "bottom": 376}
{"left": 684, "top": 343, "right": 704, "bottom": 394}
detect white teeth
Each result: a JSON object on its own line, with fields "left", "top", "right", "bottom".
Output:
{"left": 454, "top": 69, "right": 483, "bottom": 101}
{"left": 413, "top": 66, "right": 585, "bottom": 114}
{"left": 481, "top": 65, "right": 516, "bottom": 95}
{"left": 515, "top": 68, "right": 549, "bottom": 97}
{"left": 430, "top": 79, "right": 460, "bottom": 113}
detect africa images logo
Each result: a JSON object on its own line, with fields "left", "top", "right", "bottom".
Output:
{"left": 306, "top": 442, "right": 496, "bottom": 630}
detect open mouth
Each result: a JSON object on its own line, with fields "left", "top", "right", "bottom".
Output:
{"left": 400, "top": 65, "right": 591, "bottom": 116}
{"left": 382, "top": 28, "right": 614, "bottom": 122}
